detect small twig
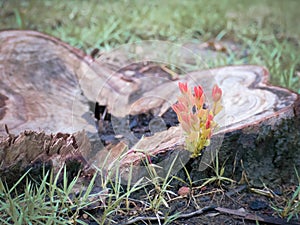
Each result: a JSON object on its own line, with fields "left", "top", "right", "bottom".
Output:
{"left": 120, "top": 205, "right": 216, "bottom": 225}
{"left": 215, "top": 207, "right": 300, "bottom": 225}
{"left": 160, "top": 65, "right": 179, "bottom": 80}
{"left": 5, "top": 124, "right": 10, "bottom": 135}
{"left": 4, "top": 124, "right": 14, "bottom": 145}
{"left": 250, "top": 187, "right": 275, "bottom": 198}
{"left": 121, "top": 202, "right": 300, "bottom": 225}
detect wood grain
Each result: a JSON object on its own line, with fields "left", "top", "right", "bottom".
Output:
{"left": 0, "top": 30, "right": 96, "bottom": 135}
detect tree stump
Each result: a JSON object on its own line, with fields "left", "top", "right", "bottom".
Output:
{"left": 0, "top": 30, "right": 96, "bottom": 185}
{"left": 0, "top": 30, "right": 299, "bottom": 187}
{"left": 104, "top": 64, "right": 300, "bottom": 187}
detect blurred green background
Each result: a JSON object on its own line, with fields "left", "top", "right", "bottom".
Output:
{"left": 1, "top": 0, "right": 299, "bottom": 92}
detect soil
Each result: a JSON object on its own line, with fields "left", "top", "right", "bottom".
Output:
{"left": 96, "top": 62, "right": 179, "bottom": 146}
{"left": 78, "top": 182, "right": 299, "bottom": 225}
{"left": 85, "top": 62, "right": 300, "bottom": 225}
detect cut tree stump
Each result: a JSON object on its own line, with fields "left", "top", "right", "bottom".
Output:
{"left": 0, "top": 30, "right": 299, "bottom": 187}
{"left": 0, "top": 30, "right": 97, "bottom": 185}
{"left": 104, "top": 64, "right": 300, "bottom": 186}
{"left": 0, "top": 30, "right": 95, "bottom": 134}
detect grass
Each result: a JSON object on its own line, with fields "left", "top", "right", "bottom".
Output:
{"left": 0, "top": 167, "right": 99, "bottom": 225}
{"left": 1, "top": 0, "right": 300, "bottom": 223}
{"left": 198, "top": 150, "right": 235, "bottom": 188}
{"left": 0, "top": 0, "right": 299, "bottom": 92}
{"left": 0, "top": 153, "right": 192, "bottom": 224}
{"left": 0, "top": 149, "right": 299, "bottom": 224}
{"left": 272, "top": 167, "right": 300, "bottom": 222}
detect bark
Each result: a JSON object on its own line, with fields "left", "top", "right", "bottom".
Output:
{"left": 114, "top": 66, "right": 300, "bottom": 186}
{"left": 0, "top": 30, "right": 96, "bottom": 185}
{"left": 0, "top": 130, "right": 90, "bottom": 186}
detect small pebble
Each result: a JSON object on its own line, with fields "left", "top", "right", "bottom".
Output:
{"left": 178, "top": 186, "right": 190, "bottom": 197}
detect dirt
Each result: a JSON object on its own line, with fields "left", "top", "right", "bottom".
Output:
{"left": 97, "top": 62, "right": 179, "bottom": 147}
{"left": 86, "top": 62, "right": 300, "bottom": 225}
{"left": 77, "top": 182, "right": 299, "bottom": 225}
